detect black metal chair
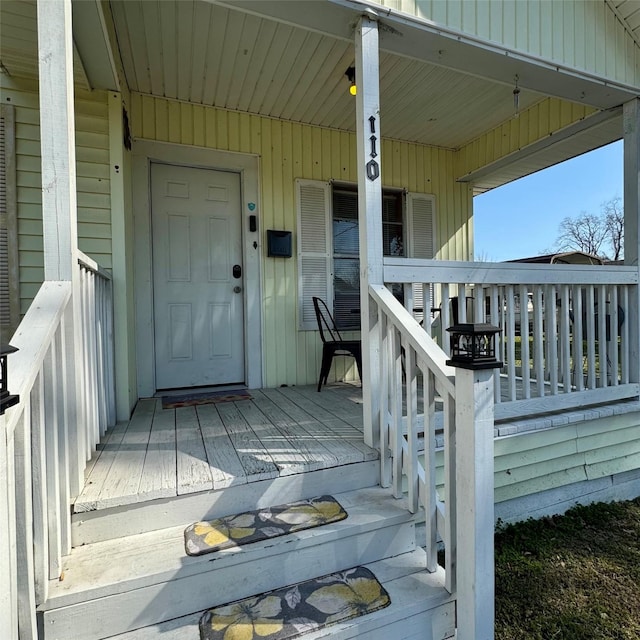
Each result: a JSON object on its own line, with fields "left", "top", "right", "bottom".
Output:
{"left": 312, "top": 297, "right": 362, "bottom": 392}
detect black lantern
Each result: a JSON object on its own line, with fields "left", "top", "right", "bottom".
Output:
{"left": 446, "top": 323, "right": 502, "bottom": 370}
{"left": 0, "top": 344, "right": 20, "bottom": 415}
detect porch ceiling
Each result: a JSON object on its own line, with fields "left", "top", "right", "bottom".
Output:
{"left": 109, "top": 0, "right": 544, "bottom": 150}
{"left": 0, "top": 0, "right": 633, "bottom": 189}
{"left": 0, "top": 0, "right": 90, "bottom": 88}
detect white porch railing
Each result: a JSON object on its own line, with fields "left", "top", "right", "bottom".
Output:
{"left": 78, "top": 252, "right": 116, "bottom": 445}
{"left": 371, "top": 283, "right": 496, "bottom": 639}
{"left": 1, "top": 254, "right": 115, "bottom": 639}
{"left": 385, "top": 258, "right": 640, "bottom": 420}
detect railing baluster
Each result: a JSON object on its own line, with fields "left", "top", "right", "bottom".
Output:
{"left": 30, "top": 372, "right": 49, "bottom": 605}
{"left": 621, "top": 286, "right": 630, "bottom": 384}
{"left": 404, "top": 339, "right": 418, "bottom": 513}
{"left": 54, "top": 325, "right": 71, "bottom": 556}
{"left": 80, "top": 267, "right": 91, "bottom": 460}
{"left": 598, "top": 286, "right": 607, "bottom": 388}
{"left": 459, "top": 284, "right": 468, "bottom": 323}
{"left": 424, "top": 369, "right": 438, "bottom": 572}
{"left": 546, "top": 286, "right": 559, "bottom": 394}
{"left": 444, "top": 392, "right": 456, "bottom": 595}
{"left": 586, "top": 285, "right": 597, "bottom": 389}
{"left": 519, "top": 284, "right": 531, "bottom": 399}
{"left": 42, "top": 344, "right": 62, "bottom": 580}
{"left": 391, "top": 326, "right": 403, "bottom": 499}
{"left": 559, "top": 285, "right": 571, "bottom": 393}
{"left": 473, "top": 285, "right": 483, "bottom": 323}
{"left": 572, "top": 285, "right": 584, "bottom": 392}
{"left": 61, "top": 291, "right": 82, "bottom": 498}
{"left": 423, "top": 282, "right": 432, "bottom": 336}
{"left": 505, "top": 285, "right": 516, "bottom": 401}
{"left": 610, "top": 286, "right": 619, "bottom": 386}
{"left": 379, "top": 309, "right": 391, "bottom": 488}
{"left": 533, "top": 286, "right": 545, "bottom": 398}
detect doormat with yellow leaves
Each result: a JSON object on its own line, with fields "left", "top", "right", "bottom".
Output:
{"left": 184, "top": 495, "right": 348, "bottom": 556}
{"left": 199, "top": 566, "right": 391, "bottom": 640}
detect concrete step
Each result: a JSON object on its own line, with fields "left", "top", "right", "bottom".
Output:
{"left": 109, "top": 549, "right": 455, "bottom": 640}
{"left": 71, "top": 460, "right": 379, "bottom": 546}
{"left": 39, "top": 488, "right": 417, "bottom": 640}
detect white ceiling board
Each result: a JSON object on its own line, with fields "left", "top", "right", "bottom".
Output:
{"left": 110, "top": 0, "right": 548, "bottom": 149}
{"left": 219, "top": 0, "right": 639, "bottom": 107}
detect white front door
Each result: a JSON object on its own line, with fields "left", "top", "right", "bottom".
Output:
{"left": 151, "top": 163, "right": 245, "bottom": 390}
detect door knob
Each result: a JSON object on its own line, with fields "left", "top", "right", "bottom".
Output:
{"left": 233, "top": 286, "right": 242, "bottom": 293}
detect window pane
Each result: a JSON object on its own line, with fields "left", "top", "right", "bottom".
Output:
{"left": 330, "top": 187, "right": 404, "bottom": 329}
{"left": 382, "top": 194, "right": 402, "bottom": 223}
{"left": 333, "top": 190, "right": 358, "bottom": 220}
{"left": 333, "top": 219, "right": 359, "bottom": 255}
{"left": 334, "top": 257, "right": 360, "bottom": 329}
{"left": 383, "top": 222, "right": 404, "bottom": 256}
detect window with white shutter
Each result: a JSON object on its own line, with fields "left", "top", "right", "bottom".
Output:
{"left": 0, "top": 104, "right": 19, "bottom": 341}
{"left": 296, "top": 179, "right": 332, "bottom": 330}
{"left": 297, "top": 179, "right": 436, "bottom": 331}
{"left": 407, "top": 192, "right": 436, "bottom": 317}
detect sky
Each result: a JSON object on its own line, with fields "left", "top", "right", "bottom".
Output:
{"left": 473, "top": 140, "right": 624, "bottom": 262}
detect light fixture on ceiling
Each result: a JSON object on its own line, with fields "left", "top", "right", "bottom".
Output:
{"left": 513, "top": 74, "right": 521, "bottom": 117}
{"left": 345, "top": 66, "right": 357, "bottom": 96}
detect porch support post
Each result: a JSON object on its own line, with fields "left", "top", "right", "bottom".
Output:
{"left": 37, "top": 0, "right": 83, "bottom": 507}
{"left": 623, "top": 99, "right": 640, "bottom": 385}
{"left": 455, "top": 367, "right": 495, "bottom": 640}
{"left": 355, "top": 14, "right": 383, "bottom": 449}
{"left": 108, "top": 92, "right": 137, "bottom": 420}
{"left": 38, "top": 0, "right": 78, "bottom": 281}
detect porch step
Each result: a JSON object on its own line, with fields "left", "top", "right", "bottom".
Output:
{"left": 108, "top": 549, "right": 455, "bottom": 640}
{"left": 71, "top": 459, "right": 379, "bottom": 546}
{"left": 39, "top": 488, "right": 417, "bottom": 640}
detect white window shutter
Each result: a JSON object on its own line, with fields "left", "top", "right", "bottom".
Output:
{"left": 407, "top": 192, "right": 436, "bottom": 314}
{"left": 296, "top": 179, "right": 332, "bottom": 330}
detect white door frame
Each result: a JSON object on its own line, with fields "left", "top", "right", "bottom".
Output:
{"left": 133, "top": 140, "right": 263, "bottom": 396}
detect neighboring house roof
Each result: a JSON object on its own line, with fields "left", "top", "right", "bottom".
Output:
{"left": 506, "top": 251, "right": 605, "bottom": 265}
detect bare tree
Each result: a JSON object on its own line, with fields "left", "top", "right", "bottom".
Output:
{"left": 555, "top": 211, "right": 609, "bottom": 258}
{"left": 552, "top": 197, "right": 624, "bottom": 260}
{"left": 603, "top": 196, "right": 624, "bottom": 260}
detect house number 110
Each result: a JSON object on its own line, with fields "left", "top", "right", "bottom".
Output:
{"left": 366, "top": 115, "right": 380, "bottom": 181}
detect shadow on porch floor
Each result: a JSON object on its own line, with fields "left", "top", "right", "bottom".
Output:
{"left": 74, "top": 384, "right": 376, "bottom": 513}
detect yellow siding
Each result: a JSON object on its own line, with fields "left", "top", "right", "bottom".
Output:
{"left": 376, "top": 0, "right": 640, "bottom": 87}
{"left": 456, "top": 97, "right": 598, "bottom": 177}
{"left": 1, "top": 75, "right": 111, "bottom": 314}
{"left": 131, "top": 93, "right": 473, "bottom": 386}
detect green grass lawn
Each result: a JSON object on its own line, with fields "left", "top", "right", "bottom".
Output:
{"left": 495, "top": 498, "right": 640, "bottom": 639}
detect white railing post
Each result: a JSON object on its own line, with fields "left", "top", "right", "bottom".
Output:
{"left": 453, "top": 365, "right": 496, "bottom": 640}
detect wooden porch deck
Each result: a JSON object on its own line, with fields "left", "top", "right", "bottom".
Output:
{"left": 74, "top": 384, "right": 376, "bottom": 513}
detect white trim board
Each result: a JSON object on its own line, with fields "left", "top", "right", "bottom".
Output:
{"left": 132, "top": 140, "right": 263, "bottom": 396}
